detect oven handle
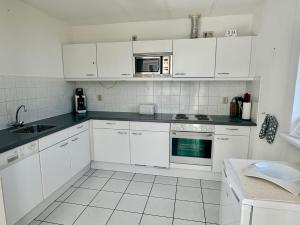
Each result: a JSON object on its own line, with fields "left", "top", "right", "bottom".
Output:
{"left": 171, "top": 131, "right": 214, "bottom": 140}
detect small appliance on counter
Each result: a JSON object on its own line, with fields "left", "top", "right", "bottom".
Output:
{"left": 230, "top": 96, "right": 244, "bottom": 118}
{"left": 139, "top": 104, "right": 155, "bottom": 115}
{"left": 242, "top": 93, "right": 252, "bottom": 120}
{"left": 75, "top": 88, "right": 87, "bottom": 114}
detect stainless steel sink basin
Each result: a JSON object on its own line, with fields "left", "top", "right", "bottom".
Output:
{"left": 11, "top": 125, "right": 56, "bottom": 134}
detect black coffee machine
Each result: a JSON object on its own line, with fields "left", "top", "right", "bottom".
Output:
{"left": 75, "top": 88, "right": 86, "bottom": 113}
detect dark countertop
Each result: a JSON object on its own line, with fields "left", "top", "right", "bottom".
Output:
{"left": 0, "top": 111, "right": 256, "bottom": 154}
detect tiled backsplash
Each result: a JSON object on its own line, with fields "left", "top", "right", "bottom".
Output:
{"left": 0, "top": 76, "right": 74, "bottom": 130}
{"left": 76, "top": 81, "right": 248, "bottom": 115}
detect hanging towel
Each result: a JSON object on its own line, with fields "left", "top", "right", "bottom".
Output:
{"left": 259, "top": 114, "right": 278, "bottom": 144}
{"left": 259, "top": 114, "right": 270, "bottom": 139}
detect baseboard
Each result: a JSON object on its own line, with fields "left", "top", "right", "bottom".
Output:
{"left": 15, "top": 165, "right": 90, "bottom": 225}
{"left": 91, "top": 161, "right": 221, "bottom": 181}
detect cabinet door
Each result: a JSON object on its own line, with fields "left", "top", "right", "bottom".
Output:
{"left": 1, "top": 154, "right": 43, "bottom": 225}
{"left": 63, "top": 44, "right": 97, "bottom": 79}
{"left": 93, "top": 129, "right": 130, "bottom": 164}
{"left": 98, "top": 42, "right": 133, "bottom": 79}
{"left": 215, "top": 37, "right": 252, "bottom": 77}
{"left": 130, "top": 131, "right": 169, "bottom": 168}
{"left": 40, "top": 140, "right": 71, "bottom": 198}
{"left": 69, "top": 131, "right": 91, "bottom": 177}
{"left": 173, "top": 38, "right": 216, "bottom": 78}
{"left": 213, "top": 135, "right": 249, "bottom": 172}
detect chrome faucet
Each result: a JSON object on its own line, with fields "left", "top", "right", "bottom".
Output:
{"left": 13, "top": 105, "right": 27, "bottom": 127}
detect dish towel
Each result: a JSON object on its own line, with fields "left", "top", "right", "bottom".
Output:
{"left": 259, "top": 114, "right": 278, "bottom": 144}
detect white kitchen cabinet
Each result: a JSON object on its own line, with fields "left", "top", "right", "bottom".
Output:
{"left": 0, "top": 179, "right": 6, "bottom": 225}
{"left": 173, "top": 38, "right": 216, "bottom": 78}
{"left": 213, "top": 135, "right": 249, "bottom": 172}
{"left": 69, "top": 131, "right": 91, "bottom": 177}
{"left": 40, "top": 140, "right": 71, "bottom": 199}
{"left": 98, "top": 42, "right": 133, "bottom": 79}
{"left": 0, "top": 153, "right": 43, "bottom": 225}
{"left": 93, "top": 129, "right": 130, "bottom": 164}
{"left": 130, "top": 123, "right": 170, "bottom": 168}
{"left": 63, "top": 44, "right": 98, "bottom": 79}
{"left": 215, "top": 36, "right": 252, "bottom": 78}
{"left": 133, "top": 40, "right": 172, "bottom": 54}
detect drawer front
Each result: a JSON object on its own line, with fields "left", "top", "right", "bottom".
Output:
{"left": 69, "top": 121, "right": 89, "bottom": 137}
{"left": 130, "top": 122, "right": 170, "bottom": 132}
{"left": 39, "top": 128, "right": 71, "bottom": 151}
{"left": 215, "top": 125, "right": 250, "bottom": 136}
{"left": 93, "top": 120, "right": 129, "bottom": 129}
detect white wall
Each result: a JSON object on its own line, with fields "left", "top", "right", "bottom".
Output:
{"left": 71, "top": 15, "right": 253, "bottom": 43}
{"left": 0, "top": 0, "right": 71, "bottom": 77}
{"left": 250, "top": 0, "right": 300, "bottom": 161}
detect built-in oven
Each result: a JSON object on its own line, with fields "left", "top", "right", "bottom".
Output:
{"left": 134, "top": 53, "right": 172, "bottom": 77}
{"left": 170, "top": 123, "right": 214, "bottom": 166}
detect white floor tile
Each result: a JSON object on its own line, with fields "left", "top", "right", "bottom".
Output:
{"left": 35, "top": 202, "right": 61, "bottom": 221}
{"left": 45, "top": 203, "right": 85, "bottom": 225}
{"left": 202, "top": 189, "right": 220, "bottom": 204}
{"left": 103, "top": 179, "right": 130, "bottom": 193}
{"left": 56, "top": 187, "right": 76, "bottom": 202}
{"left": 140, "top": 215, "right": 173, "bottom": 225}
{"left": 28, "top": 220, "right": 40, "bottom": 225}
{"left": 150, "top": 184, "right": 176, "bottom": 199}
{"left": 84, "top": 168, "right": 96, "bottom": 176}
{"left": 126, "top": 181, "right": 153, "bottom": 196}
{"left": 73, "top": 176, "right": 89, "bottom": 187}
{"left": 133, "top": 173, "right": 155, "bottom": 183}
{"left": 90, "top": 191, "right": 122, "bottom": 209}
{"left": 80, "top": 176, "right": 108, "bottom": 190}
{"left": 112, "top": 171, "right": 134, "bottom": 180}
{"left": 107, "top": 210, "right": 142, "bottom": 225}
{"left": 173, "top": 219, "right": 205, "bottom": 225}
{"left": 176, "top": 186, "right": 202, "bottom": 202}
{"left": 65, "top": 188, "right": 98, "bottom": 205}
{"left": 155, "top": 176, "right": 177, "bottom": 185}
{"left": 201, "top": 180, "right": 221, "bottom": 190}
{"left": 144, "top": 197, "right": 174, "bottom": 217}
{"left": 117, "top": 194, "right": 148, "bottom": 213}
{"left": 92, "top": 169, "right": 114, "bottom": 178}
{"left": 204, "top": 203, "right": 220, "bottom": 224}
{"left": 174, "top": 200, "right": 205, "bottom": 222}
{"left": 73, "top": 207, "right": 112, "bottom": 225}
{"left": 177, "top": 178, "right": 201, "bottom": 188}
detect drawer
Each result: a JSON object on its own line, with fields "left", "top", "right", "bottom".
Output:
{"left": 130, "top": 122, "right": 170, "bottom": 132}
{"left": 69, "top": 121, "right": 89, "bottom": 137}
{"left": 39, "top": 128, "right": 71, "bottom": 151}
{"left": 215, "top": 125, "right": 250, "bottom": 136}
{"left": 93, "top": 120, "right": 129, "bottom": 130}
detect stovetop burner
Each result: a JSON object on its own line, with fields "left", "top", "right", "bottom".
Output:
{"left": 172, "top": 114, "right": 212, "bottom": 121}
{"left": 175, "top": 114, "right": 189, "bottom": 120}
{"left": 195, "top": 114, "right": 210, "bottom": 121}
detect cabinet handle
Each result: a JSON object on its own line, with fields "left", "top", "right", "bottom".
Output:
{"left": 217, "top": 72, "right": 230, "bottom": 75}
{"left": 117, "top": 131, "right": 127, "bottom": 135}
{"left": 175, "top": 73, "right": 186, "bottom": 76}
{"left": 226, "top": 128, "right": 239, "bottom": 131}
{"left": 71, "top": 137, "right": 79, "bottom": 142}
{"left": 121, "top": 73, "right": 131, "bottom": 76}
{"left": 230, "top": 187, "right": 240, "bottom": 203}
{"left": 217, "top": 137, "right": 229, "bottom": 141}
{"left": 77, "top": 125, "right": 83, "bottom": 129}
{"left": 59, "top": 142, "right": 68, "bottom": 148}
{"left": 86, "top": 74, "right": 95, "bottom": 77}
{"left": 106, "top": 122, "right": 116, "bottom": 125}
{"left": 132, "top": 132, "right": 142, "bottom": 135}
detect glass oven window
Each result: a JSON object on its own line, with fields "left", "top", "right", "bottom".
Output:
{"left": 172, "top": 138, "right": 212, "bottom": 158}
{"left": 135, "top": 58, "right": 160, "bottom": 73}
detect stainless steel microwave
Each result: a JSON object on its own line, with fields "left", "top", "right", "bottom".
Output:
{"left": 134, "top": 53, "right": 172, "bottom": 77}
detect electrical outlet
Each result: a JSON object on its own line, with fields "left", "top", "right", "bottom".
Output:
{"left": 97, "top": 95, "right": 102, "bottom": 101}
{"left": 222, "top": 97, "right": 229, "bottom": 104}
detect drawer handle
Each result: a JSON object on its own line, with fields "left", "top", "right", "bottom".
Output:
{"left": 217, "top": 72, "right": 230, "bottom": 75}
{"left": 77, "top": 125, "right": 84, "bottom": 129}
{"left": 132, "top": 132, "right": 142, "bottom": 135}
{"left": 226, "top": 128, "right": 239, "bottom": 131}
{"left": 121, "top": 73, "right": 131, "bottom": 76}
{"left": 86, "top": 74, "right": 95, "bottom": 77}
{"left": 117, "top": 131, "right": 127, "bottom": 135}
{"left": 217, "top": 137, "right": 229, "bottom": 141}
{"left": 60, "top": 142, "right": 68, "bottom": 148}
{"left": 230, "top": 187, "right": 240, "bottom": 203}
{"left": 71, "top": 137, "right": 79, "bottom": 142}
{"left": 106, "top": 122, "right": 116, "bottom": 125}
{"left": 175, "top": 73, "right": 186, "bottom": 76}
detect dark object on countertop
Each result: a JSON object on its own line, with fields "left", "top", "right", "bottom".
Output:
{"left": 230, "top": 97, "right": 244, "bottom": 118}
{"left": 244, "top": 93, "right": 251, "bottom": 103}
{"left": 259, "top": 114, "right": 278, "bottom": 144}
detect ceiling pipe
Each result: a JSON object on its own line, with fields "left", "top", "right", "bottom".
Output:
{"left": 189, "top": 14, "right": 201, "bottom": 38}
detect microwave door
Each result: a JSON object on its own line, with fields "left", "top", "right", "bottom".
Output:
{"left": 135, "top": 57, "right": 161, "bottom": 75}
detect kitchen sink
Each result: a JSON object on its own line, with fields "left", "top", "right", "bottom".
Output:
{"left": 11, "top": 125, "right": 56, "bottom": 134}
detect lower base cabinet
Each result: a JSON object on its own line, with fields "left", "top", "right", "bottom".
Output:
{"left": 0, "top": 154, "right": 43, "bottom": 225}
{"left": 130, "top": 130, "right": 170, "bottom": 168}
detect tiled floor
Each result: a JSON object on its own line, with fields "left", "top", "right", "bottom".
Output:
{"left": 29, "top": 169, "right": 221, "bottom": 225}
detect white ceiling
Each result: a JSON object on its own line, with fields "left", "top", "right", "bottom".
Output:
{"left": 21, "top": 0, "right": 264, "bottom": 25}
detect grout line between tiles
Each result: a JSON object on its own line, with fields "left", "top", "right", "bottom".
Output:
{"left": 171, "top": 176, "right": 178, "bottom": 225}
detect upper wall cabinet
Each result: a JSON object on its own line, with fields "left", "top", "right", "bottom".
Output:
{"left": 63, "top": 44, "right": 98, "bottom": 79}
{"left": 133, "top": 40, "right": 172, "bottom": 54}
{"left": 173, "top": 38, "right": 216, "bottom": 78}
{"left": 98, "top": 42, "right": 133, "bottom": 79}
{"left": 215, "top": 37, "right": 252, "bottom": 78}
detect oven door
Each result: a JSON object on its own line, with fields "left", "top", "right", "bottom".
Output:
{"left": 134, "top": 56, "right": 161, "bottom": 76}
{"left": 170, "top": 131, "right": 213, "bottom": 166}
